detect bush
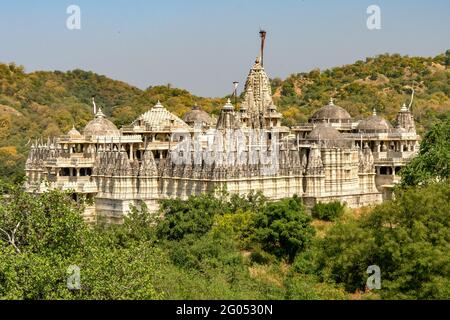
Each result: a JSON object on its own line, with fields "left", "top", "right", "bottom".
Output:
{"left": 211, "top": 211, "right": 256, "bottom": 249}
{"left": 252, "top": 196, "right": 315, "bottom": 262}
{"left": 156, "top": 193, "right": 223, "bottom": 240}
{"left": 250, "top": 247, "right": 276, "bottom": 265}
{"left": 284, "top": 274, "right": 348, "bottom": 300}
{"left": 311, "top": 201, "right": 345, "bottom": 221}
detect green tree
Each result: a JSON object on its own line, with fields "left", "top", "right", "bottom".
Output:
{"left": 400, "top": 115, "right": 450, "bottom": 187}
{"left": 0, "top": 183, "right": 88, "bottom": 256}
{"left": 156, "top": 193, "right": 224, "bottom": 240}
{"left": 252, "top": 196, "right": 315, "bottom": 262}
{"left": 317, "top": 181, "right": 450, "bottom": 299}
{"left": 311, "top": 201, "right": 345, "bottom": 221}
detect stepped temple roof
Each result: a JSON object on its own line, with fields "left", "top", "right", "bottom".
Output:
{"left": 132, "top": 101, "right": 189, "bottom": 131}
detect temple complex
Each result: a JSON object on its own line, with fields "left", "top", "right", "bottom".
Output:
{"left": 24, "top": 37, "right": 421, "bottom": 223}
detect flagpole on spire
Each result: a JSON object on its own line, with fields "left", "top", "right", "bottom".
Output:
{"left": 259, "top": 29, "right": 267, "bottom": 67}
{"left": 92, "top": 96, "right": 97, "bottom": 115}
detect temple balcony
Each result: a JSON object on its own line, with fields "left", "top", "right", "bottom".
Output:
{"left": 89, "top": 135, "right": 143, "bottom": 143}
{"left": 44, "top": 156, "right": 95, "bottom": 167}
{"left": 372, "top": 150, "right": 417, "bottom": 161}
{"left": 49, "top": 180, "right": 98, "bottom": 193}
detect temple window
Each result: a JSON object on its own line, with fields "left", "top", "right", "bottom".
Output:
{"left": 59, "top": 168, "right": 71, "bottom": 176}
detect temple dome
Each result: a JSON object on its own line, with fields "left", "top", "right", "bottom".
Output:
{"left": 307, "top": 124, "right": 342, "bottom": 140}
{"left": 306, "top": 124, "right": 349, "bottom": 148}
{"left": 309, "top": 98, "right": 352, "bottom": 123}
{"left": 357, "top": 110, "right": 392, "bottom": 133}
{"left": 83, "top": 108, "right": 120, "bottom": 137}
{"left": 182, "top": 105, "right": 214, "bottom": 126}
{"left": 67, "top": 125, "right": 82, "bottom": 138}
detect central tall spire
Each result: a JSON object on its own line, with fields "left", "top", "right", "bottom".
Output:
{"left": 259, "top": 29, "right": 267, "bottom": 67}
{"left": 237, "top": 31, "right": 282, "bottom": 129}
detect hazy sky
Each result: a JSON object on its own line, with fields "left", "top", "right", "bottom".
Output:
{"left": 0, "top": 0, "right": 449, "bottom": 97}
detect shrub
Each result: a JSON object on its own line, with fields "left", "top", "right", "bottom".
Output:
{"left": 250, "top": 247, "right": 276, "bottom": 265}
{"left": 311, "top": 201, "right": 345, "bottom": 221}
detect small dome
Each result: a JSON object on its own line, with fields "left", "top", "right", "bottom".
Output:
{"left": 67, "top": 125, "right": 82, "bottom": 138}
{"left": 306, "top": 124, "right": 349, "bottom": 148}
{"left": 182, "top": 105, "right": 214, "bottom": 126}
{"left": 83, "top": 108, "right": 120, "bottom": 137}
{"left": 357, "top": 110, "right": 392, "bottom": 133}
{"left": 309, "top": 98, "right": 352, "bottom": 123}
{"left": 307, "top": 124, "right": 342, "bottom": 140}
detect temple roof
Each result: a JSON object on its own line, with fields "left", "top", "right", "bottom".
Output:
{"left": 305, "top": 124, "right": 351, "bottom": 148}
{"left": 182, "top": 105, "right": 215, "bottom": 126}
{"left": 216, "top": 99, "right": 240, "bottom": 130}
{"left": 307, "top": 124, "right": 343, "bottom": 140}
{"left": 356, "top": 110, "right": 393, "bottom": 132}
{"left": 132, "top": 101, "right": 189, "bottom": 130}
{"left": 239, "top": 57, "right": 279, "bottom": 128}
{"left": 309, "top": 98, "right": 352, "bottom": 123}
{"left": 83, "top": 108, "right": 120, "bottom": 137}
{"left": 67, "top": 125, "right": 82, "bottom": 138}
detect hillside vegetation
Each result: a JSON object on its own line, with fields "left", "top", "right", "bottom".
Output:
{"left": 1, "top": 51, "right": 449, "bottom": 182}
{"left": 273, "top": 52, "right": 450, "bottom": 127}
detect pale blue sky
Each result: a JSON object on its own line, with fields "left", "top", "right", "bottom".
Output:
{"left": 0, "top": 0, "right": 449, "bottom": 97}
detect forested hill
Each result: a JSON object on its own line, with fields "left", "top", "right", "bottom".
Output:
{"left": 0, "top": 65, "right": 224, "bottom": 181}
{"left": 272, "top": 51, "right": 450, "bottom": 127}
{"left": 1, "top": 51, "right": 449, "bottom": 181}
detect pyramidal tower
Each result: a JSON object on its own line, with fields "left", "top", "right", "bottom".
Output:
{"left": 238, "top": 31, "right": 282, "bottom": 129}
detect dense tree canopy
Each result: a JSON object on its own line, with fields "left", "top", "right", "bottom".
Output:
{"left": 312, "top": 181, "right": 450, "bottom": 299}
{"left": 0, "top": 183, "right": 349, "bottom": 300}
{"left": 400, "top": 114, "right": 450, "bottom": 187}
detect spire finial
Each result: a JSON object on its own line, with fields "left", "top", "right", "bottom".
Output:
{"left": 154, "top": 100, "right": 163, "bottom": 108}
{"left": 408, "top": 86, "right": 415, "bottom": 110}
{"left": 329, "top": 97, "right": 334, "bottom": 105}
{"left": 92, "top": 96, "right": 97, "bottom": 115}
{"left": 372, "top": 108, "right": 377, "bottom": 116}
{"left": 95, "top": 107, "right": 105, "bottom": 118}
{"left": 223, "top": 98, "right": 234, "bottom": 111}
